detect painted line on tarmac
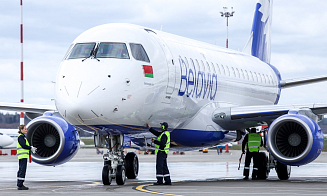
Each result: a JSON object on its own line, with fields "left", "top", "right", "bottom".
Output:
{"left": 0, "top": 181, "right": 100, "bottom": 191}
{"left": 134, "top": 183, "right": 184, "bottom": 196}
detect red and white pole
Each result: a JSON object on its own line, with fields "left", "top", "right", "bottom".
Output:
{"left": 20, "top": 0, "right": 24, "bottom": 125}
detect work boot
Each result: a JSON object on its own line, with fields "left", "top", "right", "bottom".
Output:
{"left": 17, "top": 185, "right": 29, "bottom": 190}
{"left": 153, "top": 182, "right": 164, "bottom": 185}
{"left": 243, "top": 176, "right": 249, "bottom": 180}
{"left": 164, "top": 182, "right": 172, "bottom": 185}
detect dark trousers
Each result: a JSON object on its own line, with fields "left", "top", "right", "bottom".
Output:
{"left": 156, "top": 151, "right": 171, "bottom": 184}
{"left": 17, "top": 158, "right": 28, "bottom": 187}
{"left": 243, "top": 151, "right": 259, "bottom": 178}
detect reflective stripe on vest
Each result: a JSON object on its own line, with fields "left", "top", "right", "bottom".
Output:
{"left": 247, "top": 133, "right": 261, "bottom": 152}
{"left": 155, "top": 131, "right": 170, "bottom": 154}
{"left": 17, "top": 134, "right": 30, "bottom": 159}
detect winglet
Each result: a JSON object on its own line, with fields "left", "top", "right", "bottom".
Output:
{"left": 243, "top": 0, "right": 273, "bottom": 64}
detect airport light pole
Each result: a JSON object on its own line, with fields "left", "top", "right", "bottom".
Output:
{"left": 220, "top": 7, "right": 235, "bottom": 48}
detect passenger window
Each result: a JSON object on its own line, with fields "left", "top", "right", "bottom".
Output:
{"left": 96, "top": 43, "right": 129, "bottom": 59}
{"left": 211, "top": 62, "right": 216, "bottom": 74}
{"left": 221, "top": 65, "right": 226, "bottom": 75}
{"left": 249, "top": 71, "right": 254, "bottom": 81}
{"left": 240, "top": 69, "right": 245, "bottom": 79}
{"left": 200, "top": 60, "right": 205, "bottom": 72}
{"left": 235, "top": 68, "right": 240, "bottom": 78}
{"left": 183, "top": 56, "right": 189, "bottom": 68}
{"left": 192, "top": 58, "right": 200, "bottom": 71}
{"left": 68, "top": 43, "right": 96, "bottom": 59}
{"left": 265, "top": 74, "right": 269, "bottom": 84}
{"left": 216, "top": 63, "right": 221, "bottom": 74}
{"left": 129, "top": 43, "right": 150, "bottom": 63}
{"left": 244, "top": 70, "right": 249, "bottom": 80}
{"left": 262, "top": 74, "right": 267, "bottom": 84}
{"left": 231, "top": 67, "right": 236, "bottom": 77}
{"left": 185, "top": 57, "right": 189, "bottom": 67}
{"left": 254, "top": 72, "right": 258, "bottom": 82}
{"left": 270, "top": 76, "right": 274, "bottom": 84}
{"left": 257, "top": 73, "right": 262, "bottom": 83}
{"left": 226, "top": 65, "right": 230, "bottom": 76}
{"left": 206, "top": 62, "right": 211, "bottom": 73}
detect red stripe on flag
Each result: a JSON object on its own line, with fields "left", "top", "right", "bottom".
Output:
{"left": 142, "top": 65, "right": 153, "bottom": 74}
{"left": 20, "top": 112, "right": 24, "bottom": 118}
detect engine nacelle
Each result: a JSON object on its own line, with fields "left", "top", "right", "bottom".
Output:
{"left": 26, "top": 112, "right": 80, "bottom": 166}
{"left": 267, "top": 111, "right": 324, "bottom": 166}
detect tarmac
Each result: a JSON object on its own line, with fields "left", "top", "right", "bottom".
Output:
{"left": 1, "top": 148, "right": 327, "bottom": 195}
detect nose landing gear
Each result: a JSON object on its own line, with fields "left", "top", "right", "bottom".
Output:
{"left": 96, "top": 134, "right": 139, "bottom": 185}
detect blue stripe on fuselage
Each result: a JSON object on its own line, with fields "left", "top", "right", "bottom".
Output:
{"left": 76, "top": 124, "right": 226, "bottom": 147}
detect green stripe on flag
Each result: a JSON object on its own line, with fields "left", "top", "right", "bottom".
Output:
{"left": 145, "top": 73, "right": 153, "bottom": 78}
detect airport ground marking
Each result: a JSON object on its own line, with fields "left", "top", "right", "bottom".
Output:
{"left": 134, "top": 183, "right": 184, "bottom": 196}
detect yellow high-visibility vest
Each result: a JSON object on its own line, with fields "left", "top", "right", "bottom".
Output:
{"left": 247, "top": 133, "right": 261, "bottom": 152}
{"left": 155, "top": 131, "right": 170, "bottom": 154}
{"left": 17, "top": 134, "right": 30, "bottom": 159}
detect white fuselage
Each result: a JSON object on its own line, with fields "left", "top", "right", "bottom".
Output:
{"left": 54, "top": 23, "right": 280, "bottom": 137}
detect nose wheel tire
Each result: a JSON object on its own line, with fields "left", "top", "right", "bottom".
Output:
{"left": 102, "top": 164, "right": 113, "bottom": 185}
{"left": 125, "top": 152, "right": 139, "bottom": 179}
{"left": 116, "top": 165, "right": 126, "bottom": 185}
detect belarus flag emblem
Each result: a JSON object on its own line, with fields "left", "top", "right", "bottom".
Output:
{"left": 142, "top": 65, "right": 153, "bottom": 78}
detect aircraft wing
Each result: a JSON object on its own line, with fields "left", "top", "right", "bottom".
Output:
{"left": 0, "top": 102, "right": 56, "bottom": 114}
{"left": 212, "top": 103, "right": 327, "bottom": 130}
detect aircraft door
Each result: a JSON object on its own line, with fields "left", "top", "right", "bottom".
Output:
{"left": 145, "top": 30, "right": 176, "bottom": 95}
{"left": 159, "top": 39, "right": 176, "bottom": 95}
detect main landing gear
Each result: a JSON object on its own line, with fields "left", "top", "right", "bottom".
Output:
{"left": 95, "top": 134, "right": 139, "bottom": 185}
{"left": 256, "top": 152, "right": 291, "bottom": 180}
{"left": 255, "top": 128, "right": 291, "bottom": 180}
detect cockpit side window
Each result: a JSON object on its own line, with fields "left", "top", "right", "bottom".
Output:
{"left": 129, "top": 43, "right": 150, "bottom": 63}
{"left": 68, "top": 43, "right": 96, "bottom": 59}
{"left": 96, "top": 43, "right": 130, "bottom": 59}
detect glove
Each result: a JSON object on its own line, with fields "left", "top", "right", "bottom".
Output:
{"left": 31, "top": 146, "right": 37, "bottom": 153}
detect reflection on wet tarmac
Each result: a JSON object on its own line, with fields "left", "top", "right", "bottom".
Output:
{"left": 1, "top": 161, "right": 327, "bottom": 182}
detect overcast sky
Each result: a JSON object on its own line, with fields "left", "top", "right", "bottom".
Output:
{"left": 0, "top": 0, "right": 327, "bottom": 111}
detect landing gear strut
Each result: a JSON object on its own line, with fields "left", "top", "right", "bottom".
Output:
{"left": 95, "top": 133, "right": 139, "bottom": 185}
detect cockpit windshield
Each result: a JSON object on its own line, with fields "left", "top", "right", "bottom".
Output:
{"left": 67, "top": 42, "right": 129, "bottom": 60}
{"left": 68, "top": 43, "right": 96, "bottom": 59}
{"left": 96, "top": 43, "right": 129, "bottom": 59}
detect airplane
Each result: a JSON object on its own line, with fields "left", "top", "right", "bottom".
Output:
{"left": 0, "top": 130, "right": 15, "bottom": 149}
{"left": 1, "top": 0, "right": 327, "bottom": 185}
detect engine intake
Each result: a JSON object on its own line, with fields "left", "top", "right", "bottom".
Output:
{"left": 26, "top": 112, "right": 80, "bottom": 166}
{"left": 267, "top": 111, "right": 324, "bottom": 166}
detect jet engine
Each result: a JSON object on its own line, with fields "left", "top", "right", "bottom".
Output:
{"left": 266, "top": 111, "right": 324, "bottom": 166}
{"left": 26, "top": 112, "right": 80, "bottom": 166}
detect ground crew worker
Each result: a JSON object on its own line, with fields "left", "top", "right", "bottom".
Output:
{"left": 242, "top": 128, "right": 263, "bottom": 180}
{"left": 146, "top": 122, "right": 172, "bottom": 185}
{"left": 17, "top": 125, "right": 37, "bottom": 190}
